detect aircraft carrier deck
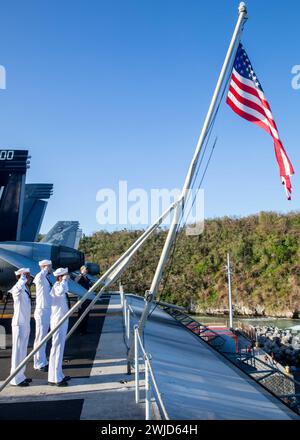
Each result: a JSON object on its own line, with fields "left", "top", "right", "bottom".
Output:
{"left": 0, "top": 293, "right": 298, "bottom": 420}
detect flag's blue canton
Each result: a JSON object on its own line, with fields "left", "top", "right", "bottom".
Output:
{"left": 233, "top": 43, "right": 263, "bottom": 92}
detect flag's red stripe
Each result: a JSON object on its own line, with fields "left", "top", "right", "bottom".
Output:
{"left": 228, "top": 95, "right": 291, "bottom": 177}
{"left": 284, "top": 175, "right": 292, "bottom": 193}
{"left": 274, "top": 139, "right": 295, "bottom": 175}
{"left": 273, "top": 140, "right": 288, "bottom": 177}
{"left": 228, "top": 94, "right": 293, "bottom": 176}
{"left": 231, "top": 72, "right": 261, "bottom": 101}
{"left": 226, "top": 96, "right": 272, "bottom": 136}
{"left": 281, "top": 176, "right": 292, "bottom": 200}
{"left": 231, "top": 73, "right": 273, "bottom": 116}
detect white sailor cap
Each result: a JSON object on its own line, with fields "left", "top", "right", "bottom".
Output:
{"left": 38, "top": 259, "right": 52, "bottom": 266}
{"left": 15, "top": 268, "right": 31, "bottom": 276}
{"left": 53, "top": 267, "right": 68, "bottom": 277}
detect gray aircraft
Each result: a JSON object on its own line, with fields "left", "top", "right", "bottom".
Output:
{"left": 0, "top": 149, "right": 99, "bottom": 297}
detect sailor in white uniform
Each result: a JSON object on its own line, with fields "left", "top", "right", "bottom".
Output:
{"left": 33, "top": 259, "right": 53, "bottom": 371}
{"left": 48, "top": 267, "right": 71, "bottom": 387}
{"left": 9, "top": 268, "right": 33, "bottom": 387}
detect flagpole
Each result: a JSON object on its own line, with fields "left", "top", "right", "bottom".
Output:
{"left": 227, "top": 253, "right": 234, "bottom": 329}
{"left": 128, "top": 2, "right": 248, "bottom": 366}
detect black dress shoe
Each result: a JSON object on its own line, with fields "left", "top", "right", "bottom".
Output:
{"left": 25, "top": 378, "right": 32, "bottom": 383}
{"left": 36, "top": 366, "right": 48, "bottom": 372}
{"left": 56, "top": 381, "right": 68, "bottom": 387}
{"left": 12, "top": 380, "right": 29, "bottom": 387}
{"left": 48, "top": 381, "right": 68, "bottom": 387}
{"left": 62, "top": 376, "right": 71, "bottom": 382}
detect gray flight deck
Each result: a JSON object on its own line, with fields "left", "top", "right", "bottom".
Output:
{"left": 0, "top": 293, "right": 298, "bottom": 420}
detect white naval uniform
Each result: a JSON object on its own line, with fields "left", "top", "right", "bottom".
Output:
{"left": 9, "top": 275, "right": 31, "bottom": 385}
{"left": 33, "top": 267, "right": 52, "bottom": 369}
{"left": 48, "top": 278, "right": 69, "bottom": 384}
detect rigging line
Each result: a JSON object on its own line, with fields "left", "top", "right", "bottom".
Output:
{"left": 188, "top": 23, "right": 241, "bottom": 194}
{"left": 187, "top": 73, "right": 226, "bottom": 196}
{"left": 157, "top": 44, "right": 237, "bottom": 300}
{"left": 180, "top": 99, "right": 221, "bottom": 227}
{"left": 182, "top": 136, "right": 218, "bottom": 229}
{"left": 148, "top": 303, "right": 158, "bottom": 320}
{"left": 178, "top": 87, "right": 221, "bottom": 229}
{"left": 187, "top": 117, "right": 214, "bottom": 197}
{"left": 159, "top": 102, "right": 229, "bottom": 298}
{"left": 183, "top": 52, "right": 235, "bottom": 213}
{"left": 160, "top": 138, "right": 218, "bottom": 291}
{"left": 164, "top": 36, "right": 236, "bottom": 236}
{"left": 184, "top": 54, "right": 235, "bottom": 211}
{"left": 185, "top": 58, "right": 232, "bottom": 208}
{"left": 160, "top": 109, "right": 224, "bottom": 298}
{"left": 159, "top": 136, "right": 218, "bottom": 300}
{"left": 199, "top": 137, "right": 218, "bottom": 188}
{"left": 158, "top": 201, "right": 186, "bottom": 299}
{"left": 184, "top": 109, "right": 218, "bottom": 210}
{"left": 169, "top": 31, "right": 239, "bottom": 240}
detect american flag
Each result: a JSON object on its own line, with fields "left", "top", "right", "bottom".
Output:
{"left": 227, "top": 43, "right": 294, "bottom": 199}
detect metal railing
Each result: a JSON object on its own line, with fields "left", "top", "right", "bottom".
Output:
{"left": 160, "top": 305, "right": 300, "bottom": 416}
{"left": 122, "top": 296, "right": 169, "bottom": 420}
{"left": 224, "top": 350, "right": 300, "bottom": 413}
{"left": 122, "top": 290, "right": 137, "bottom": 348}
{"left": 159, "top": 304, "right": 227, "bottom": 351}
{"left": 236, "top": 320, "right": 257, "bottom": 340}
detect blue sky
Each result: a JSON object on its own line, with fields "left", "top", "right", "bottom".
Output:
{"left": 0, "top": 0, "right": 299, "bottom": 235}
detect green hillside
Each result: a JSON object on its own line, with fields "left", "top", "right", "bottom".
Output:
{"left": 79, "top": 211, "right": 300, "bottom": 318}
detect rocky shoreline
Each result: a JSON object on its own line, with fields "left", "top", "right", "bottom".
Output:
{"left": 255, "top": 325, "right": 300, "bottom": 369}
{"left": 190, "top": 303, "right": 300, "bottom": 319}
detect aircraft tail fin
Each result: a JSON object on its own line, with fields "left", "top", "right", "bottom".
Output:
{"left": 0, "top": 150, "right": 29, "bottom": 241}
{"left": 20, "top": 183, "right": 54, "bottom": 242}
{"left": 41, "top": 221, "right": 81, "bottom": 249}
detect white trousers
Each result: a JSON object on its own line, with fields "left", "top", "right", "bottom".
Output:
{"left": 10, "top": 324, "right": 30, "bottom": 385}
{"left": 48, "top": 318, "right": 68, "bottom": 383}
{"left": 33, "top": 308, "right": 51, "bottom": 369}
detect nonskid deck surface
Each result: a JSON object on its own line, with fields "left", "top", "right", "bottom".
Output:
{"left": 0, "top": 294, "right": 146, "bottom": 420}
{"left": 126, "top": 295, "right": 299, "bottom": 420}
